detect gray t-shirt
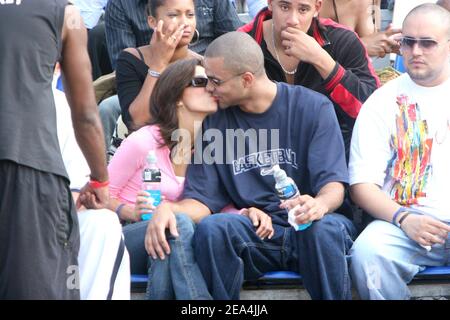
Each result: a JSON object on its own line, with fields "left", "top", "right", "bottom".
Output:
{"left": 0, "top": 0, "right": 68, "bottom": 178}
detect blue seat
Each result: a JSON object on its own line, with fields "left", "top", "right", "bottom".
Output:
{"left": 131, "top": 274, "right": 149, "bottom": 283}
{"left": 259, "top": 267, "right": 450, "bottom": 281}
{"left": 415, "top": 266, "right": 450, "bottom": 280}
{"left": 131, "top": 266, "right": 450, "bottom": 287}
{"left": 260, "top": 271, "right": 302, "bottom": 280}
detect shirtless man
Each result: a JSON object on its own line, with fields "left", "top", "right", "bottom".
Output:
{"left": 320, "top": 0, "right": 401, "bottom": 57}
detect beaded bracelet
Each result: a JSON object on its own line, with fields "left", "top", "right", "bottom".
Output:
{"left": 392, "top": 207, "right": 408, "bottom": 227}
{"left": 115, "top": 203, "right": 126, "bottom": 220}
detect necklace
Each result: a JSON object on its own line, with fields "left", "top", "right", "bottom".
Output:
{"left": 271, "top": 22, "right": 297, "bottom": 75}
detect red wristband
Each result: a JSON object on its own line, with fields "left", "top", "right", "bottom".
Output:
{"left": 89, "top": 179, "right": 109, "bottom": 189}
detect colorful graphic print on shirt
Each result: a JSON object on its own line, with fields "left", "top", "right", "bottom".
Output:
{"left": 387, "top": 95, "right": 432, "bottom": 206}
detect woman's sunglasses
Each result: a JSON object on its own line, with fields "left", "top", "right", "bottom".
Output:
{"left": 190, "top": 76, "right": 208, "bottom": 87}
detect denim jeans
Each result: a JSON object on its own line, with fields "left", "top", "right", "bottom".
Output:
{"left": 193, "top": 213, "right": 356, "bottom": 300}
{"left": 349, "top": 220, "right": 450, "bottom": 300}
{"left": 98, "top": 95, "right": 121, "bottom": 153}
{"left": 123, "top": 214, "right": 211, "bottom": 300}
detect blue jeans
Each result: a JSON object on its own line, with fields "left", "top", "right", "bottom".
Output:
{"left": 349, "top": 220, "right": 450, "bottom": 299}
{"left": 98, "top": 95, "right": 121, "bottom": 153}
{"left": 123, "top": 214, "right": 211, "bottom": 300}
{"left": 193, "top": 213, "right": 356, "bottom": 300}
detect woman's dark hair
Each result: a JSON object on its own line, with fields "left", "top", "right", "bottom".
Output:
{"left": 149, "top": 58, "right": 201, "bottom": 151}
{"left": 147, "top": 0, "right": 195, "bottom": 17}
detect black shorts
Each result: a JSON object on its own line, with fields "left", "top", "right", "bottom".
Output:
{"left": 0, "top": 160, "right": 80, "bottom": 299}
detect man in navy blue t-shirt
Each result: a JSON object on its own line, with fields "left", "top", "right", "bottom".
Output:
{"left": 145, "top": 32, "right": 356, "bottom": 300}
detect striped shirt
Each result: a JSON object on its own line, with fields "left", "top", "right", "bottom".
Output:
{"left": 105, "top": 0, "right": 243, "bottom": 69}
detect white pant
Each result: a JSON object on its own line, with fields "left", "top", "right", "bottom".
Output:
{"left": 78, "top": 209, "right": 130, "bottom": 300}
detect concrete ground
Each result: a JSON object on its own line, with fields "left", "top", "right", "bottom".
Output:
{"left": 131, "top": 281, "right": 450, "bottom": 300}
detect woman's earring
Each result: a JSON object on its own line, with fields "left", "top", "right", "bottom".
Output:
{"left": 189, "top": 29, "right": 200, "bottom": 46}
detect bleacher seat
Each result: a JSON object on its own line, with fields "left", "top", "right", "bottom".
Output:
{"left": 131, "top": 266, "right": 450, "bottom": 290}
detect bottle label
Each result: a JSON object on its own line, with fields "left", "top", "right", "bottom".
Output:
{"left": 145, "top": 189, "right": 162, "bottom": 207}
{"left": 277, "top": 184, "right": 298, "bottom": 199}
{"left": 143, "top": 168, "right": 161, "bottom": 182}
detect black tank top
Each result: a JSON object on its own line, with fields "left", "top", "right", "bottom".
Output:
{"left": 0, "top": 0, "right": 68, "bottom": 178}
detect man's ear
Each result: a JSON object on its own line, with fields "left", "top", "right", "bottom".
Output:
{"left": 242, "top": 72, "right": 255, "bottom": 88}
{"left": 268, "top": 0, "right": 273, "bottom": 11}
{"left": 315, "top": 0, "right": 323, "bottom": 15}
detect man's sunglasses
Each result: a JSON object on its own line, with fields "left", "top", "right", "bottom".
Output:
{"left": 190, "top": 76, "right": 208, "bottom": 87}
{"left": 400, "top": 37, "right": 440, "bottom": 51}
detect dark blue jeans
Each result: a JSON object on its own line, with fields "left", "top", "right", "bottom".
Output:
{"left": 193, "top": 213, "right": 357, "bottom": 300}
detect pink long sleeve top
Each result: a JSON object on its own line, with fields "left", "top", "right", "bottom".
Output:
{"left": 108, "top": 125, "right": 184, "bottom": 205}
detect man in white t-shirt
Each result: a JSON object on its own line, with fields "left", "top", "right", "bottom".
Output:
{"left": 54, "top": 80, "right": 130, "bottom": 300}
{"left": 348, "top": 3, "right": 450, "bottom": 299}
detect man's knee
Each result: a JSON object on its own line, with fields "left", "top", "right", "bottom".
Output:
{"left": 350, "top": 220, "right": 390, "bottom": 268}
{"left": 194, "top": 214, "right": 244, "bottom": 244}
{"left": 307, "top": 213, "right": 356, "bottom": 242}
{"left": 98, "top": 95, "right": 120, "bottom": 119}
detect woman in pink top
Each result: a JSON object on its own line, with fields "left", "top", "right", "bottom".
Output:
{"left": 108, "top": 59, "right": 217, "bottom": 299}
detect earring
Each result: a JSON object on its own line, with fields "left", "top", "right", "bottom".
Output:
{"left": 189, "top": 29, "right": 200, "bottom": 46}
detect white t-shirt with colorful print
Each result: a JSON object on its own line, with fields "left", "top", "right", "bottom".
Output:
{"left": 349, "top": 73, "right": 450, "bottom": 221}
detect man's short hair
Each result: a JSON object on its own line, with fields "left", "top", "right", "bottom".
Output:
{"left": 436, "top": 0, "right": 450, "bottom": 12}
{"left": 403, "top": 3, "right": 450, "bottom": 38}
{"left": 204, "top": 31, "right": 265, "bottom": 76}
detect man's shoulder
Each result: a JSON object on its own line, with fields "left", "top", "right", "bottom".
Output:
{"left": 368, "top": 73, "right": 408, "bottom": 100}
{"left": 278, "top": 82, "right": 331, "bottom": 106}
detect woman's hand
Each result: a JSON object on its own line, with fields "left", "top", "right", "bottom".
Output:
{"left": 131, "top": 190, "right": 156, "bottom": 222}
{"left": 148, "top": 20, "right": 186, "bottom": 71}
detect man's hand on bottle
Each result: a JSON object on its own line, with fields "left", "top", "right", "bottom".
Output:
{"left": 280, "top": 195, "right": 328, "bottom": 225}
{"left": 241, "top": 207, "right": 274, "bottom": 240}
{"left": 145, "top": 201, "right": 178, "bottom": 260}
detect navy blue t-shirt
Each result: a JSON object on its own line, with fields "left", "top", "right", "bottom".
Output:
{"left": 183, "top": 82, "right": 348, "bottom": 227}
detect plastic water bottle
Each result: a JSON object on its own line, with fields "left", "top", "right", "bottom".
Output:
{"left": 141, "top": 150, "right": 162, "bottom": 221}
{"left": 264, "top": 165, "right": 312, "bottom": 231}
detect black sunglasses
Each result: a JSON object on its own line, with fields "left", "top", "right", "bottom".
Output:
{"left": 400, "top": 37, "right": 440, "bottom": 51}
{"left": 190, "top": 76, "right": 208, "bottom": 87}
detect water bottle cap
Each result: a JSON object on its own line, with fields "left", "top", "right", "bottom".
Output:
{"left": 273, "top": 165, "right": 287, "bottom": 181}
{"left": 146, "top": 150, "right": 157, "bottom": 164}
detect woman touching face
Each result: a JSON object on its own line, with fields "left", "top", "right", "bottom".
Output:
{"left": 148, "top": 0, "right": 197, "bottom": 48}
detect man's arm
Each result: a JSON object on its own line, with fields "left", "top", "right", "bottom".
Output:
{"left": 355, "top": 0, "right": 401, "bottom": 57}
{"left": 61, "top": 5, "right": 109, "bottom": 208}
{"left": 350, "top": 183, "right": 400, "bottom": 222}
{"left": 351, "top": 183, "right": 450, "bottom": 248}
{"left": 145, "top": 199, "right": 211, "bottom": 259}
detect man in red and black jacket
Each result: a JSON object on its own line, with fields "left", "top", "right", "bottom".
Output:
{"left": 239, "top": 0, "right": 380, "bottom": 160}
